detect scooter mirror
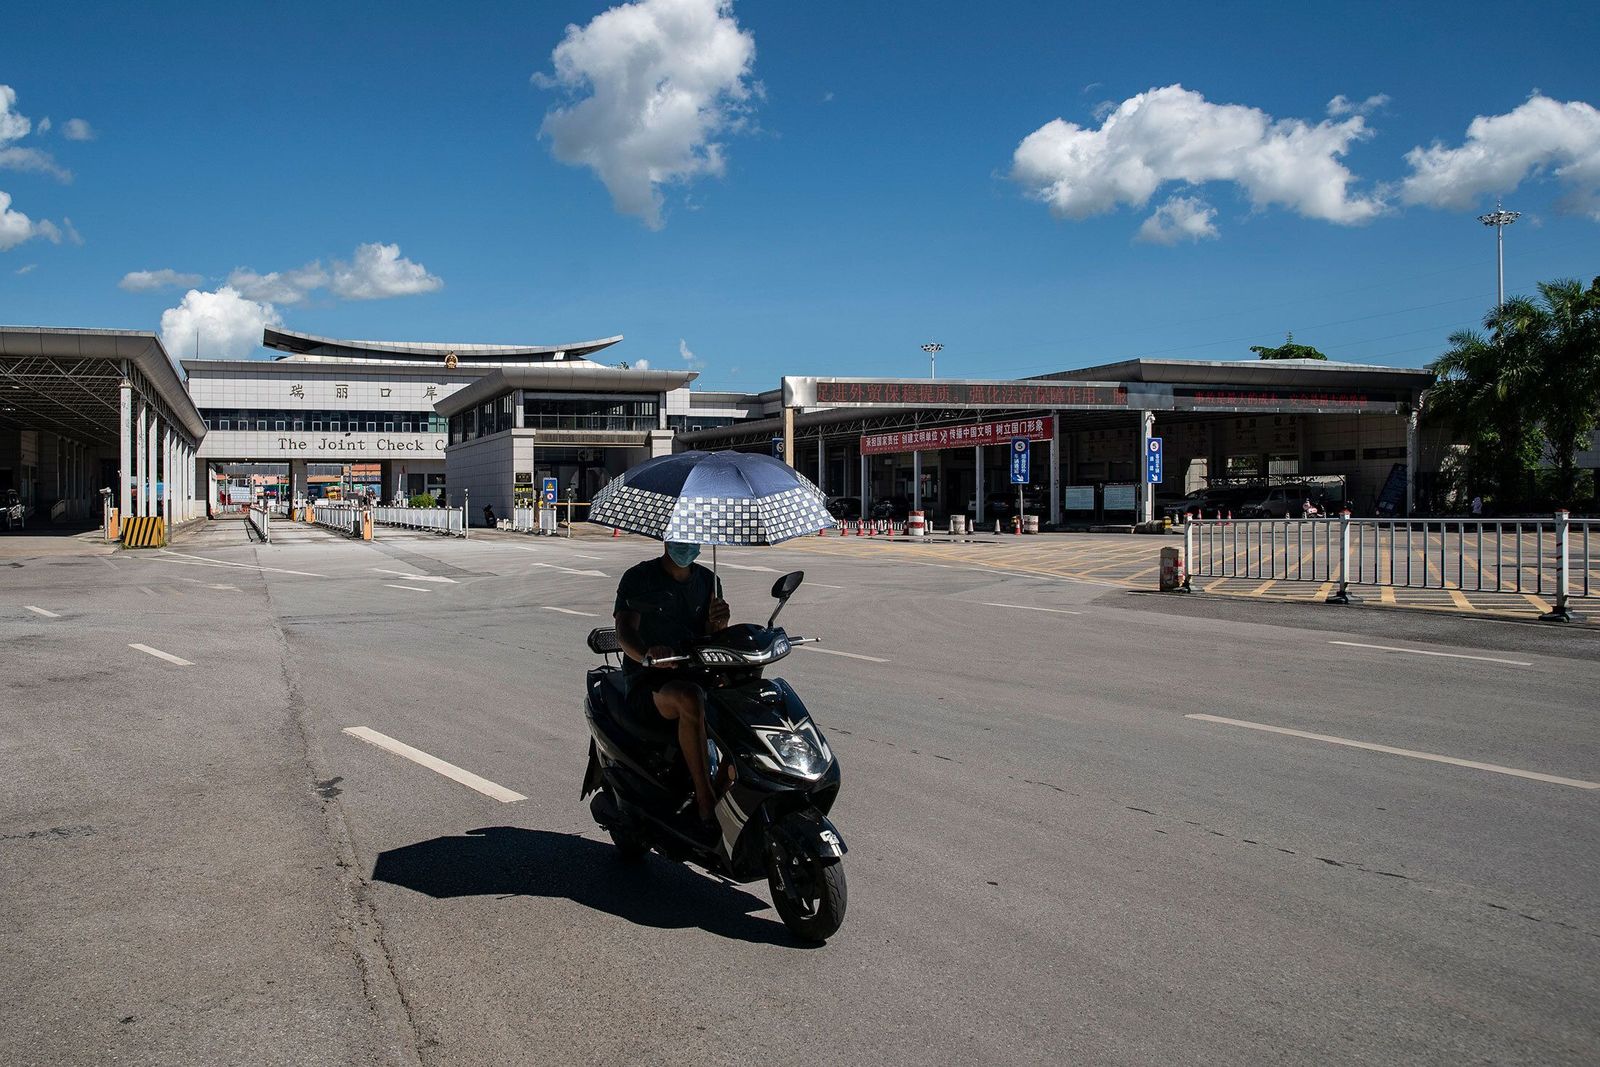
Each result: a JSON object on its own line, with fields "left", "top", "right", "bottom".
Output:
{"left": 770, "top": 571, "right": 805, "bottom": 599}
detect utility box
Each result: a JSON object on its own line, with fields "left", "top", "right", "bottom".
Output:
{"left": 1160, "top": 546, "right": 1186, "bottom": 591}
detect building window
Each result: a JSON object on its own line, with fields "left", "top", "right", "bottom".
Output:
{"left": 293, "top": 420, "right": 303, "bottom": 431}
{"left": 330, "top": 420, "right": 341, "bottom": 432}
{"left": 275, "top": 420, "right": 286, "bottom": 431}
{"left": 256, "top": 420, "right": 267, "bottom": 431}
{"left": 366, "top": 421, "right": 376, "bottom": 432}
{"left": 402, "top": 422, "right": 413, "bottom": 432}
{"left": 312, "top": 421, "right": 322, "bottom": 432}
{"left": 384, "top": 422, "right": 394, "bottom": 432}
{"left": 218, "top": 419, "right": 231, "bottom": 431}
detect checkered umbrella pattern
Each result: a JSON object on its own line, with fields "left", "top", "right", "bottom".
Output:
{"left": 587, "top": 450, "right": 835, "bottom": 546}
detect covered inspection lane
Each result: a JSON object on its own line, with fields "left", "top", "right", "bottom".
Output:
{"left": 0, "top": 326, "right": 207, "bottom": 534}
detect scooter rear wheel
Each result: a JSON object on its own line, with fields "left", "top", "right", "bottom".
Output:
{"left": 609, "top": 825, "right": 647, "bottom": 862}
{"left": 766, "top": 851, "right": 846, "bottom": 943}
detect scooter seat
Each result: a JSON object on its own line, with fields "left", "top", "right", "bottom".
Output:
{"left": 587, "top": 668, "right": 677, "bottom": 752}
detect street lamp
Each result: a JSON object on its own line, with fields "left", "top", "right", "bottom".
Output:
{"left": 1477, "top": 199, "right": 1520, "bottom": 307}
{"left": 921, "top": 342, "right": 943, "bottom": 380}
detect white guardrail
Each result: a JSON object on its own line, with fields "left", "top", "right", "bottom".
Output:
{"left": 1183, "top": 510, "right": 1594, "bottom": 622}
{"left": 371, "top": 505, "right": 466, "bottom": 537}
{"left": 311, "top": 502, "right": 363, "bottom": 536}
{"left": 246, "top": 502, "right": 271, "bottom": 544}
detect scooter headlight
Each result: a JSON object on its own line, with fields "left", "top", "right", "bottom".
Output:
{"left": 754, "top": 727, "right": 828, "bottom": 779}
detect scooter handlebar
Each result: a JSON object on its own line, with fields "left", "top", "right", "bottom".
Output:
{"left": 643, "top": 653, "right": 693, "bottom": 668}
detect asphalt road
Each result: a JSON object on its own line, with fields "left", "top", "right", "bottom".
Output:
{"left": 4, "top": 522, "right": 1598, "bottom": 1065}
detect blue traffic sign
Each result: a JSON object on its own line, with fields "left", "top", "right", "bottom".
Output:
{"left": 1010, "top": 437, "right": 1030, "bottom": 484}
{"left": 1145, "top": 437, "right": 1164, "bottom": 484}
{"left": 541, "top": 477, "right": 558, "bottom": 505}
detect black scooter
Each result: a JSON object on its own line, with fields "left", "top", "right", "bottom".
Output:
{"left": 581, "top": 570, "right": 848, "bottom": 942}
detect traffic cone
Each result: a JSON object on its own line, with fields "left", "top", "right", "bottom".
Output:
{"left": 994, "top": 519, "right": 1001, "bottom": 535}
{"left": 612, "top": 527, "right": 619, "bottom": 538}
{"left": 887, "top": 521, "right": 894, "bottom": 538}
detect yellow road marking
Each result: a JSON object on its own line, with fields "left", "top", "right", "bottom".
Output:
{"left": 1447, "top": 588, "right": 1473, "bottom": 610}
{"left": 1380, "top": 586, "right": 1396, "bottom": 605}
{"left": 1247, "top": 579, "right": 1277, "bottom": 596}
{"left": 1523, "top": 593, "right": 1553, "bottom": 613}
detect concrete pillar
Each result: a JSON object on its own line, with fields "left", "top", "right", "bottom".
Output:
{"left": 163, "top": 427, "right": 174, "bottom": 528}
{"left": 858, "top": 451, "right": 867, "bottom": 521}
{"left": 1050, "top": 414, "right": 1061, "bottom": 527}
{"left": 912, "top": 451, "right": 922, "bottom": 511}
{"left": 1139, "top": 410, "right": 1155, "bottom": 525}
{"left": 146, "top": 414, "right": 159, "bottom": 518}
{"left": 783, "top": 406, "right": 795, "bottom": 467}
{"left": 816, "top": 431, "right": 825, "bottom": 495}
{"left": 135, "top": 403, "right": 148, "bottom": 517}
{"left": 119, "top": 384, "right": 133, "bottom": 518}
{"left": 974, "top": 446, "right": 985, "bottom": 524}
{"left": 1405, "top": 403, "right": 1419, "bottom": 517}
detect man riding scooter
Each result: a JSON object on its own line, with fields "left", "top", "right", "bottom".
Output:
{"left": 612, "top": 541, "right": 730, "bottom": 834}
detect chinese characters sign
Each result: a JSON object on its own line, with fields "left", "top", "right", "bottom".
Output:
{"left": 860, "top": 416, "right": 1054, "bottom": 456}
{"left": 816, "top": 380, "right": 1128, "bottom": 409}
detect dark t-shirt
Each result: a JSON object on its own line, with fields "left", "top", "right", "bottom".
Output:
{"left": 613, "top": 558, "right": 716, "bottom": 677}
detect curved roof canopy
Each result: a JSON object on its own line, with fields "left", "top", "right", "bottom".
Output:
{"left": 435, "top": 365, "right": 698, "bottom": 417}
{"left": 263, "top": 326, "right": 624, "bottom": 364}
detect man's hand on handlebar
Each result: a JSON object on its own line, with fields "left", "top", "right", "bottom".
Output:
{"left": 644, "top": 645, "right": 677, "bottom": 667}
{"left": 708, "top": 596, "right": 730, "bottom": 632}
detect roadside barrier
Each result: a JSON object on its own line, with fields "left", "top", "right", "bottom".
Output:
{"left": 1182, "top": 511, "right": 1594, "bottom": 621}
{"left": 312, "top": 502, "right": 363, "bottom": 537}
{"left": 246, "top": 503, "right": 271, "bottom": 544}
{"left": 368, "top": 504, "right": 467, "bottom": 538}
{"left": 121, "top": 515, "right": 166, "bottom": 548}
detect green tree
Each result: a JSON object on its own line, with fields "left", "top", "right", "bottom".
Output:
{"left": 1250, "top": 333, "right": 1329, "bottom": 361}
{"left": 1524, "top": 277, "right": 1600, "bottom": 504}
{"left": 1427, "top": 303, "right": 1544, "bottom": 508}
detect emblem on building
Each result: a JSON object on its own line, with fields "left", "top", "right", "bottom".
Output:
{"left": 444, "top": 351, "right": 458, "bottom": 369}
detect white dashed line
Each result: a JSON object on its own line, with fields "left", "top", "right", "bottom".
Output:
{"left": 542, "top": 606, "right": 600, "bottom": 616}
{"left": 149, "top": 550, "right": 324, "bottom": 577}
{"left": 1328, "top": 641, "right": 1530, "bottom": 667}
{"left": 24, "top": 605, "right": 61, "bottom": 618}
{"left": 1186, "top": 714, "right": 1598, "bottom": 790}
{"left": 384, "top": 583, "right": 431, "bottom": 593}
{"left": 528, "top": 562, "right": 609, "bottom": 577}
{"left": 129, "top": 643, "right": 194, "bottom": 667}
{"left": 373, "top": 569, "right": 457, "bottom": 584}
{"left": 804, "top": 647, "right": 889, "bottom": 663}
{"left": 718, "top": 563, "right": 781, "bottom": 573}
{"left": 979, "top": 602, "right": 1083, "bottom": 615}
{"left": 342, "top": 727, "right": 527, "bottom": 802}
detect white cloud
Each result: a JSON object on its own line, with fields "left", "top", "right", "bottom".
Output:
{"left": 0, "top": 189, "right": 60, "bottom": 251}
{"left": 1010, "top": 84, "right": 1384, "bottom": 237}
{"left": 35, "top": 116, "right": 50, "bottom": 135}
{"left": 536, "top": 0, "right": 758, "bottom": 229}
{"left": 0, "top": 85, "right": 70, "bottom": 182}
{"left": 1136, "top": 195, "right": 1219, "bottom": 244}
{"left": 62, "top": 118, "right": 94, "bottom": 141}
{"left": 329, "top": 242, "right": 442, "bottom": 300}
{"left": 634, "top": 358, "right": 651, "bottom": 369}
{"left": 227, "top": 262, "right": 328, "bottom": 304}
{"left": 119, "top": 268, "right": 204, "bottom": 292}
{"left": 15, "top": 262, "right": 37, "bottom": 275}
{"left": 1399, "top": 94, "right": 1600, "bottom": 218}
{"left": 1327, "top": 93, "right": 1389, "bottom": 118}
{"left": 678, "top": 337, "right": 703, "bottom": 369}
{"left": 159, "top": 286, "right": 282, "bottom": 360}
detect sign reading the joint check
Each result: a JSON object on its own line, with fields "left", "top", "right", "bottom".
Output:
{"left": 860, "top": 416, "right": 1054, "bottom": 455}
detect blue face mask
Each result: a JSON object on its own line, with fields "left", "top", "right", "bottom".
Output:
{"left": 666, "top": 542, "right": 700, "bottom": 567}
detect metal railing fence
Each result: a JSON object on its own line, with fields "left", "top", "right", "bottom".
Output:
{"left": 1183, "top": 511, "right": 1592, "bottom": 621}
{"left": 246, "top": 502, "right": 271, "bottom": 544}
{"left": 370, "top": 505, "right": 466, "bottom": 537}
{"left": 312, "top": 502, "right": 363, "bottom": 537}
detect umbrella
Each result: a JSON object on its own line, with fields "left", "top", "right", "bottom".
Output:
{"left": 587, "top": 451, "right": 834, "bottom": 576}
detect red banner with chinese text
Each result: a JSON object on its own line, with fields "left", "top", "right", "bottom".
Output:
{"left": 860, "top": 416, "right": 1055, "bottom": 456}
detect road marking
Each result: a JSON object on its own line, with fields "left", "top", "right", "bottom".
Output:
{"left": 1185, "top": 714, "right": 1598, "bottom": 791}
{"left": 24, "top": 605, "right": 61, "bottom": 618}
{"left": 373, "top": 568, "right": 456, "bottom": 584}
{"left": 808, "top": 582, "right": 844, "bottom": 589}
{"left": 803, "top": 647, "right": 889, "bottom": 663}
{"left": 1379, "top": 585, "right": 1396, "bottom": 605}
{"left": 1524, "top": 593, "right": 1553, "bottom": 613}
{"left": 569, "top": 552, "right": 604, "bottom": 560}
{"left": 1247, "top": 579, "right": 1277, "bottom": 596}
{"left": 718, "top": 562, "right": 780, "bottom": 573}
{"left": 149, "top": 550, "right": 325, "bottom": 577}
{"left": 139, "top": 586, "right": 158, "bottom": 598}
{"left": 979, "top": 602, "right": 1083, "bottom": 615}
{"left": 341, "top": 727, "right": 527, "bottom": 802}
{"left": 542, "top": 606, "right": 599, "bottom": 616}
{"left": 129, "top": 643, "right": 194, "bottom": 666}
{"left": 528, "top": 562, "right": 609, "bottom": 577}
{"left": 1447, "top": 588, "right": 1473, "bottom": 610}
{"left": 207, "top": 583, "right": 240, "bottom": 591}
{"left": 1328, "top": 640, "right": 1531, "bottom": 667}
{"left": 384, "top": 583, "right": 431, "bottom": 593}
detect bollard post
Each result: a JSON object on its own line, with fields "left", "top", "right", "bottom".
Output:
{"left": 1326, "top": 509, "right": 1354, "bottom": 603}
{"left": 463, "top": 490, "right": 470, "bottom": 541}
{"left": 1182, "top": 520, "right": 1195, "bottom": 592}
{"left": 1541, "top": 509, "right": 1574, "bottom": 622}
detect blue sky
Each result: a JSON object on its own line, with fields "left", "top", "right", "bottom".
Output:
{"left": 2, "top": 0, "right": 1596, "bottom": 391}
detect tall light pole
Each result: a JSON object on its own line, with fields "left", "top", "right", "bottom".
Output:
{"left": 1477, "top": 199, "right": 1520, "bottom": 307}
{"left": 921, "top": 342, "right": 943, "bottom": 380}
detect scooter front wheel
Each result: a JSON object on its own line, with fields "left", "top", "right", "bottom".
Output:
{"left": 766, "top": 850, "right": 846, "bottom": 943}
{"left": 608, "top": 825, "right": 647, "bottom": 863}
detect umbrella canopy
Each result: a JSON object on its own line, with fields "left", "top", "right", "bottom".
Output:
{"left": 588, "top": 450, "right": 835, "bottom": 546}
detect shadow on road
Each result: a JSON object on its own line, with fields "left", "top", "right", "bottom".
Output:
{"left": 372, "top": 825, "right": 807, "bottom": 946}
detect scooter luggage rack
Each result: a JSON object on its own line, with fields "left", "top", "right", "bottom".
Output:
{"left": 587, "top": 627, "right": 624, "bottom": 661}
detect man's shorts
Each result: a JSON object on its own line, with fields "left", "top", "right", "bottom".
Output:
{"left": 624, "top": 668, "right": 694, "bottom": 733}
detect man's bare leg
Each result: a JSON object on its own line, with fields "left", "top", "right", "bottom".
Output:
{"left": 655, "top": 681, "right": 715, "bottom": 820}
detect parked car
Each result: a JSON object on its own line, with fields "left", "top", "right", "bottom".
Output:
{"left": 1160, "top": 490, "right": 1210, "bottom": 522}
{"left": 870, "top": 495, "right": 912, "bottom": 520}
{"left": 1, "top": 490, "right": 23, "bottom": 531}
{"left": 967, "top": 490, "right": 1045, "bottom": 516}
{"left": 1235, "top": 485, "right": 1304, "bottom": 519}
{"left": 825, "top": 496, "right": 862, "bottom": 521}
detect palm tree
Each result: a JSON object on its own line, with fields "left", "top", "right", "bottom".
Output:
{"left": 1528, "top": 277, "right": 1600, "bottom": 505}
{"left": 1427, "top": 305, "right": 1542, "bottom": 508}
